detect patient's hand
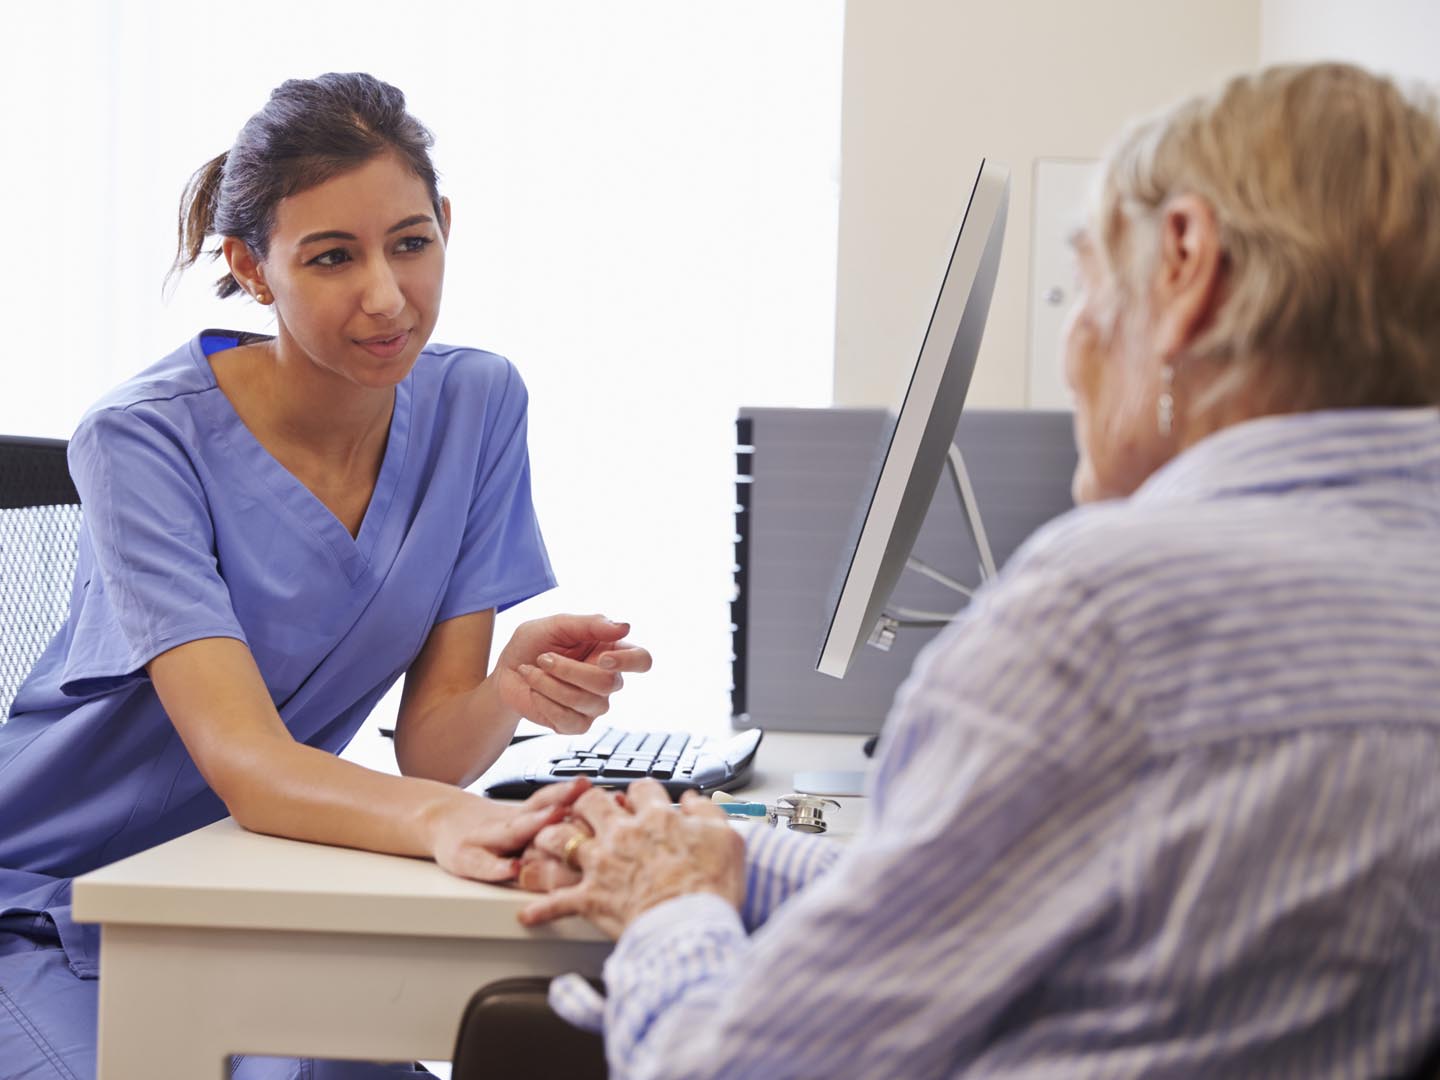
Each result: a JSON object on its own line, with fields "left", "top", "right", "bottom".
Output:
{"left": 430, "top": 781, "right": 586, "bottom": 882}
{"left": 515, "top": 828, "right": 583, "bottom": 893}
{"left": 516, "top": 780, "right": 745, "bottom": 939}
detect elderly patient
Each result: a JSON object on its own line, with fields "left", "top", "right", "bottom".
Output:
{"left": 518, "top": 62, "right": 1440, "bottom": 1078}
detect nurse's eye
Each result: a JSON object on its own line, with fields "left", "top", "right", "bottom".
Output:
{"left": 395, "top": 235, "right": 434, "bottom": 255}
{"left": 308, "top": 248, "right": 352, "bottom": 268}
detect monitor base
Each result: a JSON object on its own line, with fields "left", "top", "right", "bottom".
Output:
{"left": 871, "top": 441, "right": 998, "bottom": 648}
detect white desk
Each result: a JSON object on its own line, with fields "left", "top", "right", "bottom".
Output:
{"left": 72, "top": 731, "right": 869, "bottom": 1079}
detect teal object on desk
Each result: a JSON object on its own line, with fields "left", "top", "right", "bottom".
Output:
{"left": 716, "top": 801, "right": 769, "bottom": 818}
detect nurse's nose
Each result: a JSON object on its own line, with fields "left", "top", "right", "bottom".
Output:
{"left": 360, "top": 260, "right": 405, "bottom": 320}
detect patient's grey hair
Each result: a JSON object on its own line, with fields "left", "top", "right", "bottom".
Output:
{"left": 1095, "top": 62, "right": 1440, "bottom": 413}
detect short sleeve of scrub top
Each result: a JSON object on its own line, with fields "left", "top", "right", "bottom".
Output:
{"left": 60, "top": 406, "right": 248, "bottom": 696}
{"left": 433, "top": 353, "right": 555, "bottom": 622}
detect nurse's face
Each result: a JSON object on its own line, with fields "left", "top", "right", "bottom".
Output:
{"left": 259, "top": 152, "right": 450, "bottom": 390}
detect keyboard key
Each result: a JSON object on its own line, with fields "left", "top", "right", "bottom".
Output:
{"left": 592, "top": 730, "right": 624, "bottom": 757}
{"left": 649, "top": 762, "right": 675, "bottom": 779}
{"left": 570, "top": 729, "right": 607, "bottom": 755}
{"left": 552, "top": 761, "right": 600, "bottom": 776}
{"left": 638, "top": 733, "right": 667, "bottom": 756}
{"left": 616, "top": 732, "right": 646, "bottom": 757}
{"left": 601, "top": 759, "right": 650, "bottom": 778}
{"left": 660, "top": 733, "right": 690, "bottom": 758}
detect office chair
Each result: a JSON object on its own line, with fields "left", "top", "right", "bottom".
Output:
{"left": 1404, "top": 1035, "right": 1440, "bottom": 1080}
{"left": 450, "top": 977, "right": 606, "bottom": 1079}
{"left": 0, "top": 435, "right": 81, "bottom": 722}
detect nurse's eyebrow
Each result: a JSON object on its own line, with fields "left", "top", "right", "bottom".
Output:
{"left": 296, "top": 214, "right": 436, "bottom": 246}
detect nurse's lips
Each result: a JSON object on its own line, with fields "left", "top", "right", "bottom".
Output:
{"left": 354, "top": 330, "right": 411, "bottom": 359}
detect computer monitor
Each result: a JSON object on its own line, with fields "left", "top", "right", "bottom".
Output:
{"left": 816, "top": 159, "right": 1010, "bottom": 678}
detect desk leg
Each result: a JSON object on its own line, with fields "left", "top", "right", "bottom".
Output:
{"left": 95, "top": 925, "right": 229, "bottom": 1080}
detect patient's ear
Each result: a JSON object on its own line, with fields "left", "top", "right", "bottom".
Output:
{"left": 1149, "top": 194, "right": 1223, "bottom": 361}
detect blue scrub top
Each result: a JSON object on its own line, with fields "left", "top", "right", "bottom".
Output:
{"left": 0, "top": 331, "right": 555, "bottom": 975}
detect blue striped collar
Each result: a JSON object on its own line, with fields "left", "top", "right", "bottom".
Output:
{"left": 1133, "top": 406, "right": 1440, "bottom": 504}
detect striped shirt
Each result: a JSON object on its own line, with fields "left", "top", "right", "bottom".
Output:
{"left": 553, "top": 408, "right": 1440, "bottom": 1078}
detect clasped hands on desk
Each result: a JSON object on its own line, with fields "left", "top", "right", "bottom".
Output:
{"left": 71, "top": 730, "right": 869, "bottom": 1079}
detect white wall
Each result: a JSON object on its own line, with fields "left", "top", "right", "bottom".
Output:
{"left": 834, "top": 0, "right": 1262, "bottom": 410}
{"left": 1261, "top": 0, "right": 1440, "bottom": 84}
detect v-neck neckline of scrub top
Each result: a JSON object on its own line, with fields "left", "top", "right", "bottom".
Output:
{"left": 190, "top": 331, "right": 414, "bottom": 584}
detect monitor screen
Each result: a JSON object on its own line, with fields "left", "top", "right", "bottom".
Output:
{"left": 816, "top": 159, "right": 1009, "bottom": 678}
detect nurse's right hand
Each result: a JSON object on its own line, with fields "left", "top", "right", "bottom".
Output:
{"left": 429, "top": 780, "right": 589, "bottom": 882}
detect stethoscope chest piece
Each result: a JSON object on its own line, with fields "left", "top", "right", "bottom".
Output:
{"left": 775, "top": 793, "right": 841, "bottom": 834}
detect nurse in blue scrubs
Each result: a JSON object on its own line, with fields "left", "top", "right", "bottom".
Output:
{"left": 0, "top": 72, "right": 645, "bottom": 1078}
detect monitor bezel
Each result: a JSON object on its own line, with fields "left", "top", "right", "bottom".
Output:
{"left": 816, "top": 159, "right": 1010, "bottom": 678}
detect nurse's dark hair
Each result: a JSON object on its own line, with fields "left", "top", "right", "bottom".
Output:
{"left": 170, "top": 72, "right": 443, "bottom": 299}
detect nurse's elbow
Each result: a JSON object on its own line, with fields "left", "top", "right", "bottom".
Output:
{"left": 226, "top": 795, "right": 271, "bottom": 835}
{"left": 193, "top": 732, "right": 297, "bottom": 830}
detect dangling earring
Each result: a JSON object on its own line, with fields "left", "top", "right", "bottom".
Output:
{"left": 1157, "top": 363, "right": 1175, "bottom": 438}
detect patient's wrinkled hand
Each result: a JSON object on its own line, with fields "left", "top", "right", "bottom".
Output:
{"left": 514, "top": 784, "right": 621, "bottom": 893}
{"left": 516, "top": 780, "right": 745, "bottom": 939}
{"left": 516, "top": 827, "right": 584, "bottom": 893}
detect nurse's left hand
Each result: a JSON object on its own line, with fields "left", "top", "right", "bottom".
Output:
{"left": 496, "top": 614, "right": 653, "bottom": 735}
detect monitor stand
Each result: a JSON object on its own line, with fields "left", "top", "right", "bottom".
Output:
{"left": 867, "top": 442, "right": 997, "bottom": 652}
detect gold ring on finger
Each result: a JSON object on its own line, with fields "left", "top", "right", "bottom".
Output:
{"left": 561, "top": 831, "right": 591, "bottom": 871}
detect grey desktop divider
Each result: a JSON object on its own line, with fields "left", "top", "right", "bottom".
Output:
{"left": 732, "top": 406, "right": 1077, "bottom": 736}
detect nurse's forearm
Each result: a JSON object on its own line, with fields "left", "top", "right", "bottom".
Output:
{"left": 393, "top": 675, "right": 519, "bottom": 788}
{"left": 223, "top": 737, "right": 500, "bottom": 860}
{"left": 149, "top": 637, "right": 517, "bottom": 864}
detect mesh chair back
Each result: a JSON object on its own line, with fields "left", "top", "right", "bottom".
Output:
{"left": 1, "top": 436, "right": 81, "bottom": 722}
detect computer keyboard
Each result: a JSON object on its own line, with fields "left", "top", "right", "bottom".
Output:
{"left": 482, "top": 726, "right": 764, "bottom": 800}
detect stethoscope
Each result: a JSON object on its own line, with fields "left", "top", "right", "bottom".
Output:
{"left": 712, "top": 791, "right": 842, "bottom": 834}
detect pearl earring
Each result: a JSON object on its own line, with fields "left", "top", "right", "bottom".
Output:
{"left": 254, "top": 288, "right": 271, "bottom": 305}
{"left": 1157, "top": 364, "right": 1175, "bottom": 438}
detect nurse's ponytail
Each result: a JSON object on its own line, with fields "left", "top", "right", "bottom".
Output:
{"left": 171, "top": 152, "right": 234, "bottom": 297}
{"left": 167, "top": 73, "right": 444, "bottom": 301}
